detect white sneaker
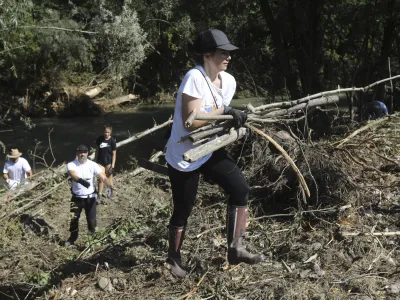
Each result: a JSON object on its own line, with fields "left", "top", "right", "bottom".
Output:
{"left": 106, "top": 187, "right": 113, "bottom": 199}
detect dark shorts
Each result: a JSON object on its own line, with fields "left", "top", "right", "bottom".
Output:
{"left": 97, "top": 158, "right": 112, "bottom": 166}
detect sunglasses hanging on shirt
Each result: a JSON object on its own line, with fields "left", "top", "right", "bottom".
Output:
{"left": 197, "top": 69, "right": 219, "bottom": 109}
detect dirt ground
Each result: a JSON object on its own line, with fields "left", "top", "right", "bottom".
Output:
{"left": 0, "top": 115, "right": 399, "bottom": 300}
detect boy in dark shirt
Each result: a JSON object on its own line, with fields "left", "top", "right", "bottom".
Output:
{"left": 95, "top": 124, "right": 117, "bottom": 201}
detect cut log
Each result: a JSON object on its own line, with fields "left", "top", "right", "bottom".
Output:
{"left": 183, "top": 128, "right": 246, "bottom": 162}
{"left": 84, "top": 87, "right": 103, "bottom": 98}
{"left": 94, "top": 94, "right": 136, "bottom": 108}
{"left": 179, "top": 122, "right": 228, "bottom": 143}
{"left": 189, "top": 126, "right": 228, "bottom": 142}
{"left": 185, "top": 111, "right": 233, "bottom": 128}
{"left": 194, "top": 115, "right": 233, "bottom": 121}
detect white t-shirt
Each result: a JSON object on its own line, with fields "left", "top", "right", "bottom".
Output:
{"left": 3, "top": 157, "right": 31, "bottom": 183}
{"left": 165, "top": 65, "right": 236, "bottom": 172}
{"left": 67, "top": 159, "right": 102, "bottom": 197}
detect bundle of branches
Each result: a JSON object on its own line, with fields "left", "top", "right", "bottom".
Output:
{"left": 181, "top": 95, "right": 397, "bottom": 209}
{"left": 180, "top": 75, "right": 400, "bottom": 211}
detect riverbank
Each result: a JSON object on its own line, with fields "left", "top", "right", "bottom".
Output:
{"left": 0, "top": 114, "right": 399, "bottom": 299}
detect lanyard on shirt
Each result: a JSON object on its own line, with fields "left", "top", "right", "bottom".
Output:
{"left": 196, "top": 68, "right": 219, "bottom": 109}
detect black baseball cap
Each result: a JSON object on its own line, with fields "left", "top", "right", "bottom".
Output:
{"left": 194, "top": 29, "right": 239, "bottom": 54}
{"left": 76, "top": 144, "right": 89, "bottom": 152}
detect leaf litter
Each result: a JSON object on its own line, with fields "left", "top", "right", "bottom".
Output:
{"left": 0, "top": 114, "right": 399, "bottom": 299}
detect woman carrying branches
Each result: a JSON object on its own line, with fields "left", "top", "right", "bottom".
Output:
{"left": 164, "top": 29, "right": 264, "bottom": 278}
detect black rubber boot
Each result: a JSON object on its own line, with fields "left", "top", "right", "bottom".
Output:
{"left": 227, "top": 205, "right": 265, "bottom": 265}
{"left": 166, "top": 226, "right": 187, "bottom": 278}
{"left": 65, "top": 231, "right": 78, "bottom": 247}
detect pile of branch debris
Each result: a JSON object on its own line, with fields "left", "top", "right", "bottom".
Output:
{"left": 46, "top": 82, "right": 137, "bottom": 117}
{"left": 0, "top": 107, "right": 399, "bottom": 300}
{"left": 1, "top": 72, "right": 400, "bottom": 299}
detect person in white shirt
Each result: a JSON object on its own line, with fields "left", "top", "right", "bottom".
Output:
{"left": 164, "top": 29, "right": 264, "bottom": 278}
{"left": 2, "top": 148, "right": 32, "bottom": 190}
{"left": 65, "top": 144, "right": 111, "bottom": 246}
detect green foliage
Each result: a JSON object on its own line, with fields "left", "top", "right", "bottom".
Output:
{"left": 0, "top": 0, "right": 148, "bottom": 103}
{"left": 0, "top": 0, "right": 38, "bottom": 84}
{"left": 1, "top": 0, "right": 400, "bottom": 106}
{"left": 27, "top": 271, "right": 51, "bottom": 286}
{"left": 84, "top": 219, "right": 144, "bottom": 249}
{"left": 93, "top": 2, "right": 148, "bottom": 79}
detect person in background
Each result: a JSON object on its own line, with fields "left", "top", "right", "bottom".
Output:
{"left": 95, "top": 124, "right": 117, "bottom": 201}
{"left": 164, "top": 29, "right": 264, "bottom": 278}
{"left": 365, "top": 100, "right": 388, "bottom": 120}
{"left": 2, "top": 148, "right": 32, "bottom": 190}
{"left": 65, "top": 144, "right": 111, "bottom": 246}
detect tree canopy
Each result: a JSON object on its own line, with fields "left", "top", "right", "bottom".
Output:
{"left": 0, "top": 0, "right": 399, "bottom": 108}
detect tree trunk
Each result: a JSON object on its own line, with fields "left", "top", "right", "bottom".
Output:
{"left": 259, "top": 0, "right": 301, "bottom": 99}
{"left": 375, "top": 0, "right": 399, "bottom": 101}
{"left": 289, "top": 0, "right": 325, "bottom": 95}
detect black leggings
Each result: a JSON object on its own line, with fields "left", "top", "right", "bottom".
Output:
{"left": 168, "top": 149, "right": 249, "bottom": 227}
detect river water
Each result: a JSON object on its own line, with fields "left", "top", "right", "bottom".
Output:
{"left": 0, "top": 98, "right": 263, "bottom": 185}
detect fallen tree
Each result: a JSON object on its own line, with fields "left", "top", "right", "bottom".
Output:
{"left": 84, "top": 86, "right": 104, "bottom": 98}
{"left": 94, "top": 94, "right": 137, "bottom": 109}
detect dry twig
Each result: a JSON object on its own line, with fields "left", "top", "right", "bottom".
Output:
{"left": 245, "top": 124, "right": 311, "bottom": 197}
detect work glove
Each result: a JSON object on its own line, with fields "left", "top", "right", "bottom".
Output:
{"left": 77, "top": 178, "right": 90, "bottom": 189}
{"left": 223, "top": 106, "right": 247, "bottom": 129}
{"left": 108, "top": 167, "right": 114, "bottom": 175}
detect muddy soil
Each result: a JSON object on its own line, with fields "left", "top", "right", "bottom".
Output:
{"left": 0, "top": 116, "right": 399, "bottom": 300}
